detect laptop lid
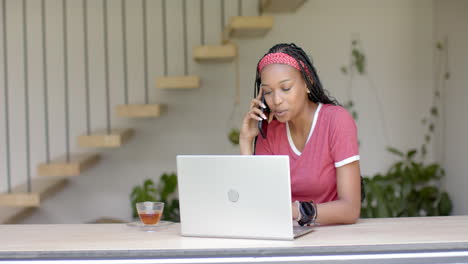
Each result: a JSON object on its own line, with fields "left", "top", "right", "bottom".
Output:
{"left": 176, "top": 155, "right": 296, "bottom": 240}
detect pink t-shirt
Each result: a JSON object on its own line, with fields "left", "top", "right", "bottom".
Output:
{"left": 255, "top": 103, "right": 360, "bottom": 203}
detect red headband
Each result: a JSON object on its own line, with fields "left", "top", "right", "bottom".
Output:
{"left": 258, "top": 52, "right": 306, "bottom": 73}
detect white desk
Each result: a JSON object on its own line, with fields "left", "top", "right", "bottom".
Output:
{"left": 1, "top": 216, "right": 468, "bottom": 263}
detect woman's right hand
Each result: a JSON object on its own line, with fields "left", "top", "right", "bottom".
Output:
{"left": 240, "top": 89, "right": 268, "bottom": 143}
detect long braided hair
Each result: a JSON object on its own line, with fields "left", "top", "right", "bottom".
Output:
{"left": 254, "top": 43, "right": 339, "bottom": 106}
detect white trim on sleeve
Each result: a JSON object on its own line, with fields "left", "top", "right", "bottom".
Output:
{"left": 334, "top": 155, "right": 360, "bottom": 168}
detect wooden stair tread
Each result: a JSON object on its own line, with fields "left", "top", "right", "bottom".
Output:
{"left": 0, "top": 177, "right": 69, "bottom": 223}
{"left": 260, "top": 0, "right": 306, "bottom": 13}
{"left": 156, "top": 75, "right": 200, "bottom": 89}
{"left": 0, "top": 193, "right": 40, "bottom": 207}
{"left": 116, "top": 104, "right": 166, "bottom": 118}
{"left": 193, "top": 43, "right": 237, "bottom": 63}
{"left": 224, "top": 16, "right": 274, "bottom": 40}
{"left": 87, "top": 217, "right": 127, "bottom": 224}
{"left": 78, "top": 128, "right": 134, "bottom": 148}
{"left": 37, "top": 153, "right": 101, "bottom": 177}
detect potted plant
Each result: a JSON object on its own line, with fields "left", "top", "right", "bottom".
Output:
{"left": 361, "top": 147, "right": 452, "bottom": 218}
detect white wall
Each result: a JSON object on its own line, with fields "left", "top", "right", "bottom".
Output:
{"left": 434, "top": 0, "right": 468, "bottom": 215}
{"left": 0, "top": 0, "right": 464, "bottom": 224}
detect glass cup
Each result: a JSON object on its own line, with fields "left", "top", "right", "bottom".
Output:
{"left": 136, "top": 201, "right": 164, "bottom": 226}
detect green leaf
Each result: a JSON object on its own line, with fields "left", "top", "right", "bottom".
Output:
{"left": 401, "top": 182, "right": 412, "bottom": 199}
{"left": 352, "top": 49, "right": 359, "bottom": 58}
{"left": 440, "top": 168, "right": 446, "bottom": 177}
{"left": 387, "top": 147, "right": 404, "bottom": 157}
{"left": 424, "top": 164, "right": 440, "bottom": 180}
{"left": 143, "top": 179, "right": 154, "bottom": 188}
{"left": 438, "top": 192, "right": 453, "bottom": 216}
{"left": 376, "top": 200, "right": 391, "bottom": 217}
{"left": 228, "top": 128, "right": 240, "bottom": 145}
{"left": 351, "top": 49, "right": 366, "bottom": 75}
{"left": 371, "top": 206, "right": 378, "bottom": 217}
{"left": 444, "top": 72, "right": 450, "bottom": 80}
{"left": 420, "top": 186, "right": 438, "bottom": 200}
{"left": 372, "top": 174, "right": 383, "bottom": 182}
{"left": 360, "top": 207, "right": 368, "bottom": 218}
{"left": 340, "top": 66, "right": 348, "bottom": 74}
{"left": 421, "top": 144, "right": 427, "bottom": 157}
{"left": 130, "top": 186, "right": 142, "bottom": 198}
{"left": 409, "top": 162, "right": 423, "bottom": 182}
{"left": 425, "top": 134, "right": 431, "bottom": 143}
{"left": 389, "top": 162, "right": 403, "bottom": 174}
{"left": 356, "top": 58, "right": 365, "bottom": 75}
{"left": 430, "top": 107, "right": 438, "bottom": 117}
{"left": 367, "top": 181, "right": 390, "bottom": 218}
{"left": 429, "top": 123, "right": 435, "bottom": 132}
{"left": 406, "top": 149, "right": 417, "bottom": 160}
{"left": 436, "top": 42, "right": 443, "bottom": 50}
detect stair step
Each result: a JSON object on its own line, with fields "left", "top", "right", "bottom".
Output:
{"left": 156, "top": 75, "right": 200, "bottom": 89}
{"left": 78, "top": 128, "right": 134, "bottom": 148}
{"left": 0, "top": 193, "right": 40, "bottom": 207}
{"left": 260, "top": 0, "right": 306, "bottom": 13}
{"left": 224, "top": 16, "right": 274, "bottom": 40}
{"left": 37, "top": 153, "right": 101, "bottom": 177}
{"left": 193, "top": 43, "right": 237, "bottom": 63}
{"left": 116, "top": 104, "right": 166, "bottom": 118}
{"left": 0, "top": 177, "right": 69, "bottom": 223}
{"left": 87, "top": 217, "right": 127, "bottom": 224}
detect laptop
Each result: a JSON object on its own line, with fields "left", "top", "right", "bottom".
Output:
{"left": 176, "top": 155, "right": 314, "bottom": 240}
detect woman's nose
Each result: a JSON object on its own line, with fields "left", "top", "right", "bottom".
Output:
{"left": 273, "top": 92, "right": 283, "bottom": 105}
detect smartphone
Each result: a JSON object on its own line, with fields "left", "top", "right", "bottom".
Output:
{"left": 258, "top": 94, "right": 270, "bottom": 139}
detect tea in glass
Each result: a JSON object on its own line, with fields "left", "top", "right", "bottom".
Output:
{"left": 136, "top": 201, "right": 164, "bottom": 226}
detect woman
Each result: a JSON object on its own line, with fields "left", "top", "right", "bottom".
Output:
{"left": 240, "top": 43, "right": 361, "bottom": 226}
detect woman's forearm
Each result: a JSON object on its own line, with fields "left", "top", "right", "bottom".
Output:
{"left": 239, "top": 137, "right": 254, "bottom": 155}
{"left": 315, "top": 199, "right": 361, "bottom": 225}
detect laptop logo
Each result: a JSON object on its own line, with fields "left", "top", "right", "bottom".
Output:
{"left": 227, "top": 189, "right": 239, "bottom": 203}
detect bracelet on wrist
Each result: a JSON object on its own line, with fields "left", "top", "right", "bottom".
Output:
{"left": 297, "top": 201, "right": 317, "bottom": 226}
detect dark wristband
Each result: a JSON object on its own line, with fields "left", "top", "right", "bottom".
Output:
{"left": 298, "top": 201, "right": 317, "bottom": 226}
